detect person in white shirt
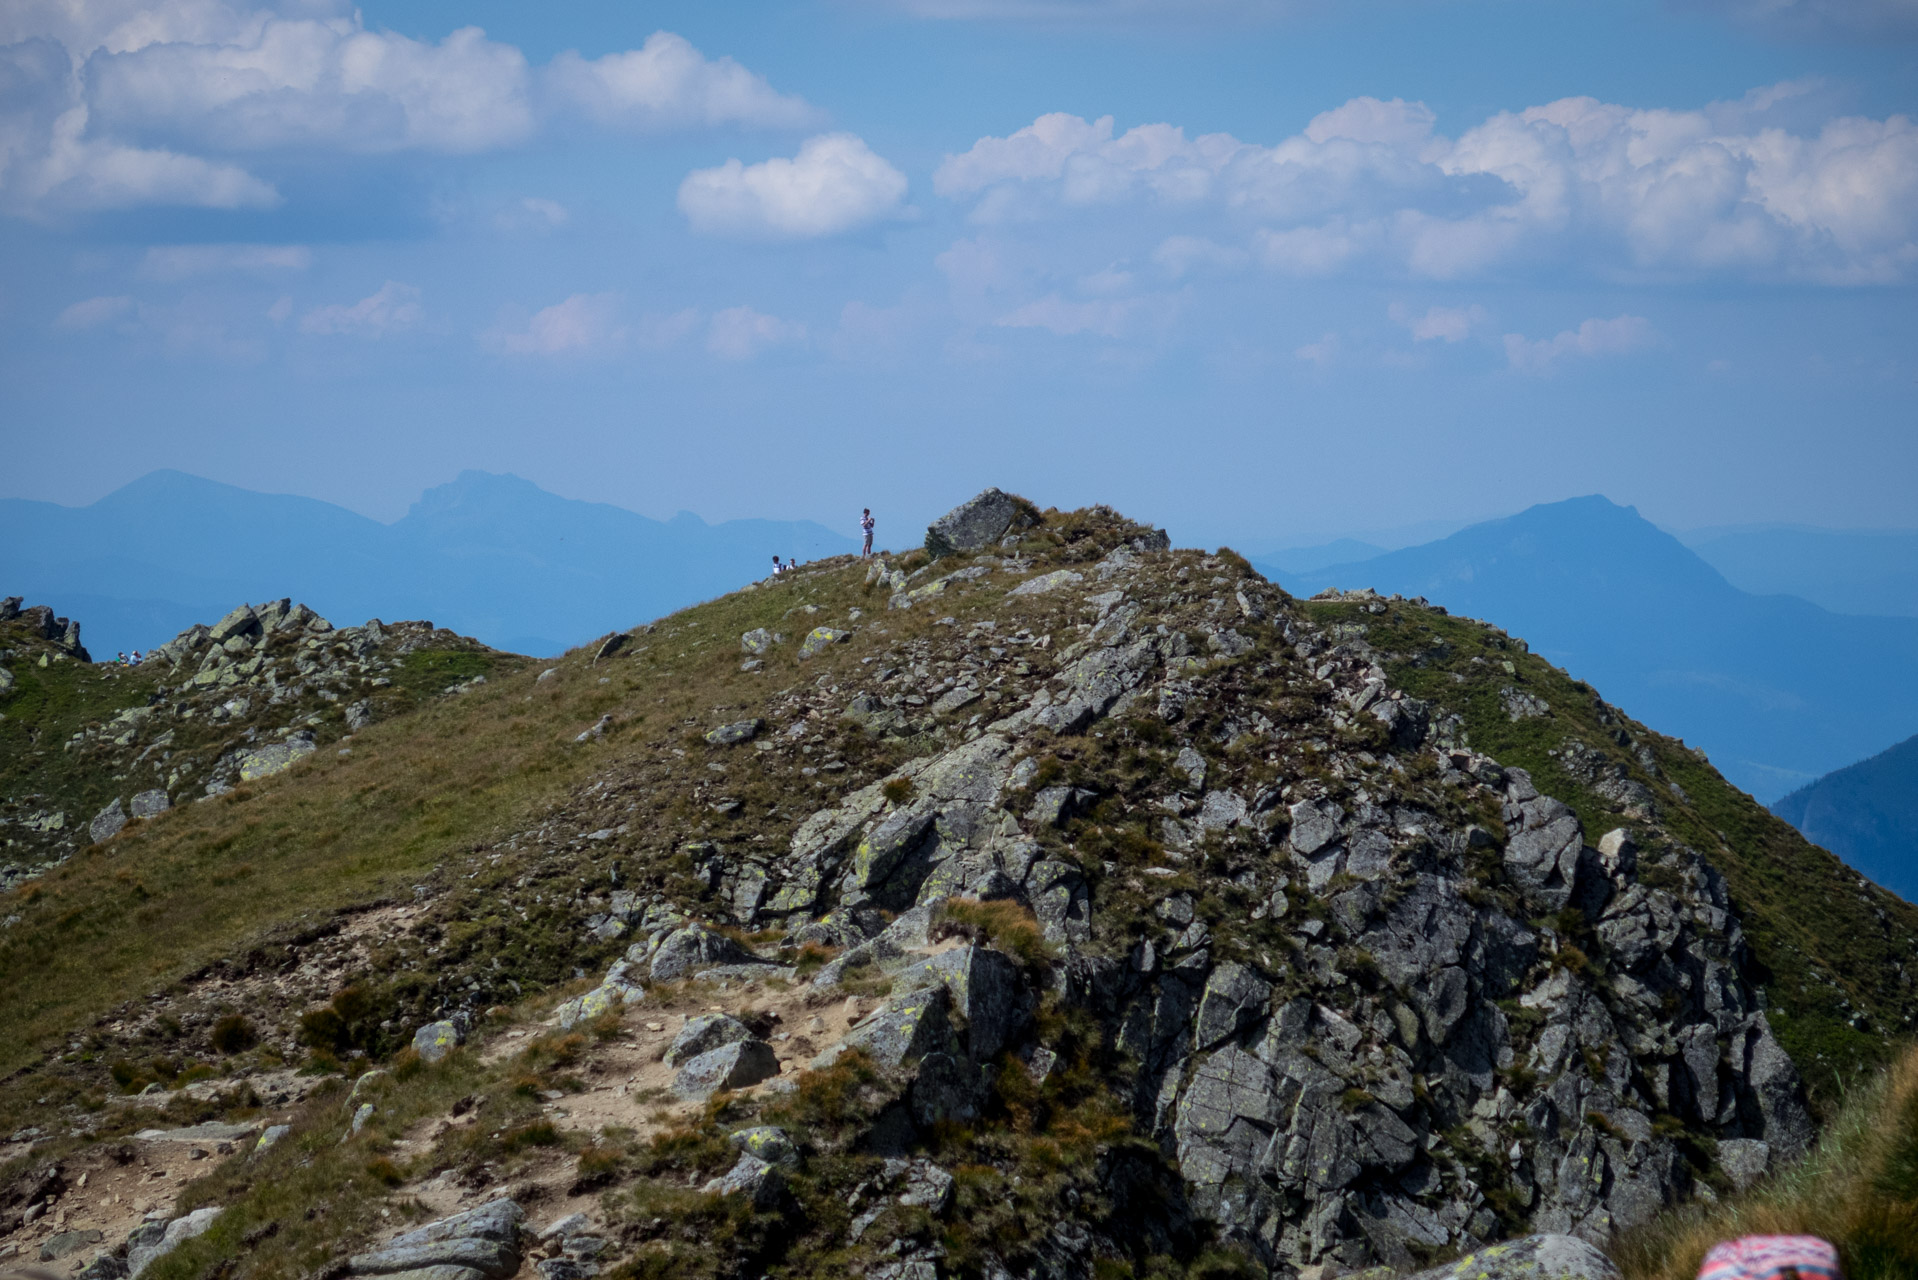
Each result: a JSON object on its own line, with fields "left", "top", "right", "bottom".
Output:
{"left": 860, "top": 508, "right": 876, "bottom": 558}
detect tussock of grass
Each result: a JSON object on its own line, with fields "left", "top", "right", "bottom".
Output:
{"left": 1615, "top": 1042, "right": 1918, "bottom": 1280}
{"left": 933, "top": 897, "right": 1056, "bottom": 969}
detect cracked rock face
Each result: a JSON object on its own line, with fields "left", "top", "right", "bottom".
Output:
{"left": 665, "top": 513, "right": 1814, "bottom": 1271}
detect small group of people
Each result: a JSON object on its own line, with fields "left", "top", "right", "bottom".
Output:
{"left": 113, "top": 650, "right": 143, "bottom": 665}
{"left": 769, "top": 507, "right": 878, "bottom": 578}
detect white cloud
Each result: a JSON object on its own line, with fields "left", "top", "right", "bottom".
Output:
{"left": 1390, "top": 302, "right": 1487, "bottom": 342}
{"left": 54, "top": 295, "right": 134, "bottom": 331}
{"left": 937, "top": 90, "right": 1918, "bottom": 284}
{"left": 1503, "top": 314, "right": 1655, "bottom": 373}
{"left": 0, "top": 8, "right": 813, "bottom": 215}
{"left": 546, "top": 31, "right": 818, "bottom": 131}
{"left": 706, "top": 306, "right": 804, "bottom": 359}
{"left": 139, "top": 243, "right": 310, "bottom": 279}
{"left": 996, "top": 294, "right": 1136, "bottom": 337}
{"left": 299, "top": 280, "right": 422, "bottom": 336}
{"left": 489, "top": 292, "right": 623, "bottom": 355}
{"left": 678, "top": 133, "right": 909, "bottom": 238}
{"left": 1293, "top": 331, "right": 1340, "bottom": 366}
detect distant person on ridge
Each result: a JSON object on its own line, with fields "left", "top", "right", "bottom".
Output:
{"left": 861, "top": 508, "right": 875, "bottom": 558}
{"left": 771, "top": 555, "right": 784, "bottom": 576}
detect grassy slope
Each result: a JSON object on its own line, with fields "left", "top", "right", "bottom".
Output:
{"left": 0, "top": 559, "right": 963, "bottom": 1077}
{"left": 1303, "top": 596, "right": 1918, "bottom": 1099}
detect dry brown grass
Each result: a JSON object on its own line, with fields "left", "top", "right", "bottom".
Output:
{"left": 1614, "top": 1042, "right": 1918, "bottom": 1280}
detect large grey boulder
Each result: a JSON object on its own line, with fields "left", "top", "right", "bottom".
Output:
{"left": 128, "top": 1207, "right": 222, "bottom": 1278}
{"left": 411, "top": 1020, "right": 463, "bottom": 1063}
{"left": 238, "top": 732, "right": 317, "bottom": 782}
{"left": 925, "top": 488, "right": 1031, "bottom": 558}
{"left": 813, "top": 985, "right": 956, "bottom": 1070}
{"left": 672, "top": 1040, "right": 780, "bottom": 1099}
{"left": 701, "top": 1153, "right": 785, "bottom": 1210}
{"left": 889, "top": 945, "right": 1028, "bottom": 1059}
{"left": 1403, "top": 1234, "right": 1620, "bottom": 1280}
{"left": 704, "top": 719, "right": 764, "bottom": 746}
{"left": 798, "top": 627, "right": 851, "bottom": 659}
{"left": 649, "top": 923, "right": 765, "bottom": 981}
{"left": 388, "top": 1199, "right": 524, "bottom": 1247}
{"left": 729, "top": 1125, "right": 799, "bottom": 1168}
{"left": 740, "top": 628, "right": 777, "bottom": 655}
{"left": 664, "top": 1014, "right": 755, "bottom": 1068}
{"left": 348, "top": 1239, "right": 519, "bottom": 1279}
{"left": 90, "top": 798, "right": 127, "bottom": 844}
{"left": 209, "top": 604, "right": 262, "bottom": 643}
{"left": 128, "top": 789, "right": 170, "bottom": 819}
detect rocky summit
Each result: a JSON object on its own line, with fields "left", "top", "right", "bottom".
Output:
{"left": 1, "top": 492, "right": 1915, "bottom": 1280}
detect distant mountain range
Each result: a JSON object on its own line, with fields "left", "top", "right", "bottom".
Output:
{"left": 1772, "top": 733, "right": 1918, "bottom": 901}
{"left": 1255, "top": 495, "right": 1918, "bottom": 804}
{"left": 0, "top": 470, "right": 856, "bottom": 657}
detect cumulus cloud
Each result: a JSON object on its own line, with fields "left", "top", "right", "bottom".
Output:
{"left": 1503, "top": 314, "right": 1655, "bottom": 373}
{"left": 546, "top": 32, "right": 819, "bottom": 131}
{"left": 996, "top": 294, "right": 1137, "bottom": 337}
{"left": 936, "top": 90, "right": 1918, "bottom": 284}
{"left": 706, "top": 306, "right": 804, "bottom": 358}
{"left": 54, "top": 295, "right": 135, "bottom": 331}
{"left": 1390, "top": 302, "right": 1487, "bottom": 342}
{"left": 298, "top": 280, "right": 421, "bottom": 336}
{"left": 487, "top": 292, "right": 625, "bottom": 355}
{"left": 139, "top": 243, "right": 310, "bottom": 279}
{"left": 0, "top": 5, "right": 813, "bottom": 215}
{"left": 679, "top": 133, "right": 910, "bottom": 238}
{"left": 1293, "top": 331, "right": 1340, "bottom": 366}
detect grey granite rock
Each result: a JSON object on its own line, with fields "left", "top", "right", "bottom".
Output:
{"left": 664, "top": 1014, "right": 755, "bottom": 1068}
{"left": 672, "top": 1040, "right": 780, "bottom": 1099}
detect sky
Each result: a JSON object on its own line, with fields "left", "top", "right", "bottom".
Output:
{"left": 2, "top": 0, "right": 1915, "bottom": 553}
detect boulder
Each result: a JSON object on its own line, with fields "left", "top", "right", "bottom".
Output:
{"left": 672, "top": 1040, "right": 780, "bottom": 1099}
{"left": 701, "top": 1153, "right": 785, "bottom": 1210}
{"left": 703, "top": 719, "right": 765, "bottom": 746}
{"left": 1008, "top": 569, "right": 1083, "bottom": 597}
{"left": 649, "top": 923, "right": 767, "bottom": 981}
{"left": 926, "top": 488, "right": 1030, "bottom": 558}
{"left": 348, "top": 1240, "right": 519, "bottom": 1279}
{"left": 728, "top": 1125, "right": 800, "bottom": 1168}
{"left": 390, "top": 1200, "right": 524, "bottom": 1247}
{"left": 238, "top": 732, "right": 318, "bottom": 782}
{"left": 411, "top": 1020, "right": 463, "bottom": 1064}
{"left": 664, "top": 1014, "right": 756, "bottom": 1068}
{"left": 128, "top": 789, "right": 170, "bottom": 819}
{"left": 209, "top": 604, "right": 262, "bottom": 643}
{"left": 129, "top": 1207, "right": 222, "bottom": 1278}
{"left": 798, "top": 627, "right": 852, "bottom": 659}
{"left": 90, "top": 798, "right": 127, "bottom": 844}
{"left": 740, "top": 629, "right": 777, "bottom": 655}
{"left": 41, "top": 1228, "right": 105, "bottom": 1261}
{"left": 1402, "top": 1235, "right": 1619, "bottom": 1280}
{"left": 890, "top": 945, "right": 1028, "bottom": 1059}
{"left": 813, "top": 986, "right": 956, "bottom": 1070}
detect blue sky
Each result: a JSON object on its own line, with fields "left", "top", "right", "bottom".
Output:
{"left": 2, "top": 0, "right": 1914, "bottom": 552}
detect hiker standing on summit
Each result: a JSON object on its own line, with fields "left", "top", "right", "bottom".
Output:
{"left": 860, "top": 508, "right": 876, "bottom": 558}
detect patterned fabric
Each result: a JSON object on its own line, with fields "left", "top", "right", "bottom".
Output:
{"left": 1697, "top": 1235, "right": 1841, "bottom": 1280}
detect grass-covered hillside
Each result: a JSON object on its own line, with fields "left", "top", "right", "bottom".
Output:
{"left": 0, "top": 499, "right": 1914, "bottom": 1280}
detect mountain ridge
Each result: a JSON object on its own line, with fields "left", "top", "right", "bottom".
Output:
{"left": 1, "top": 470, "right": 858, "bottom": 657}
{"left": 1256, "top": 495, "right": 1918, "bottom": 804}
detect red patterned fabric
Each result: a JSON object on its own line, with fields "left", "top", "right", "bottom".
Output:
{"left": 1697, "top": 1236, "right": 1841, "bottom": 1280}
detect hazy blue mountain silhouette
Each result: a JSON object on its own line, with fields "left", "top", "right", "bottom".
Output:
{"left": 1258, "top": 495, "right": 1918, "bottom": 803}
{"left": 1, "top": 470, "right": 855, "bottom": 657}
{"left": 1684, "top": 526, "right": 1918, "bottom": 618}
{"left": 1772, "top": 733, "right": 1918, "bottom": 901}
